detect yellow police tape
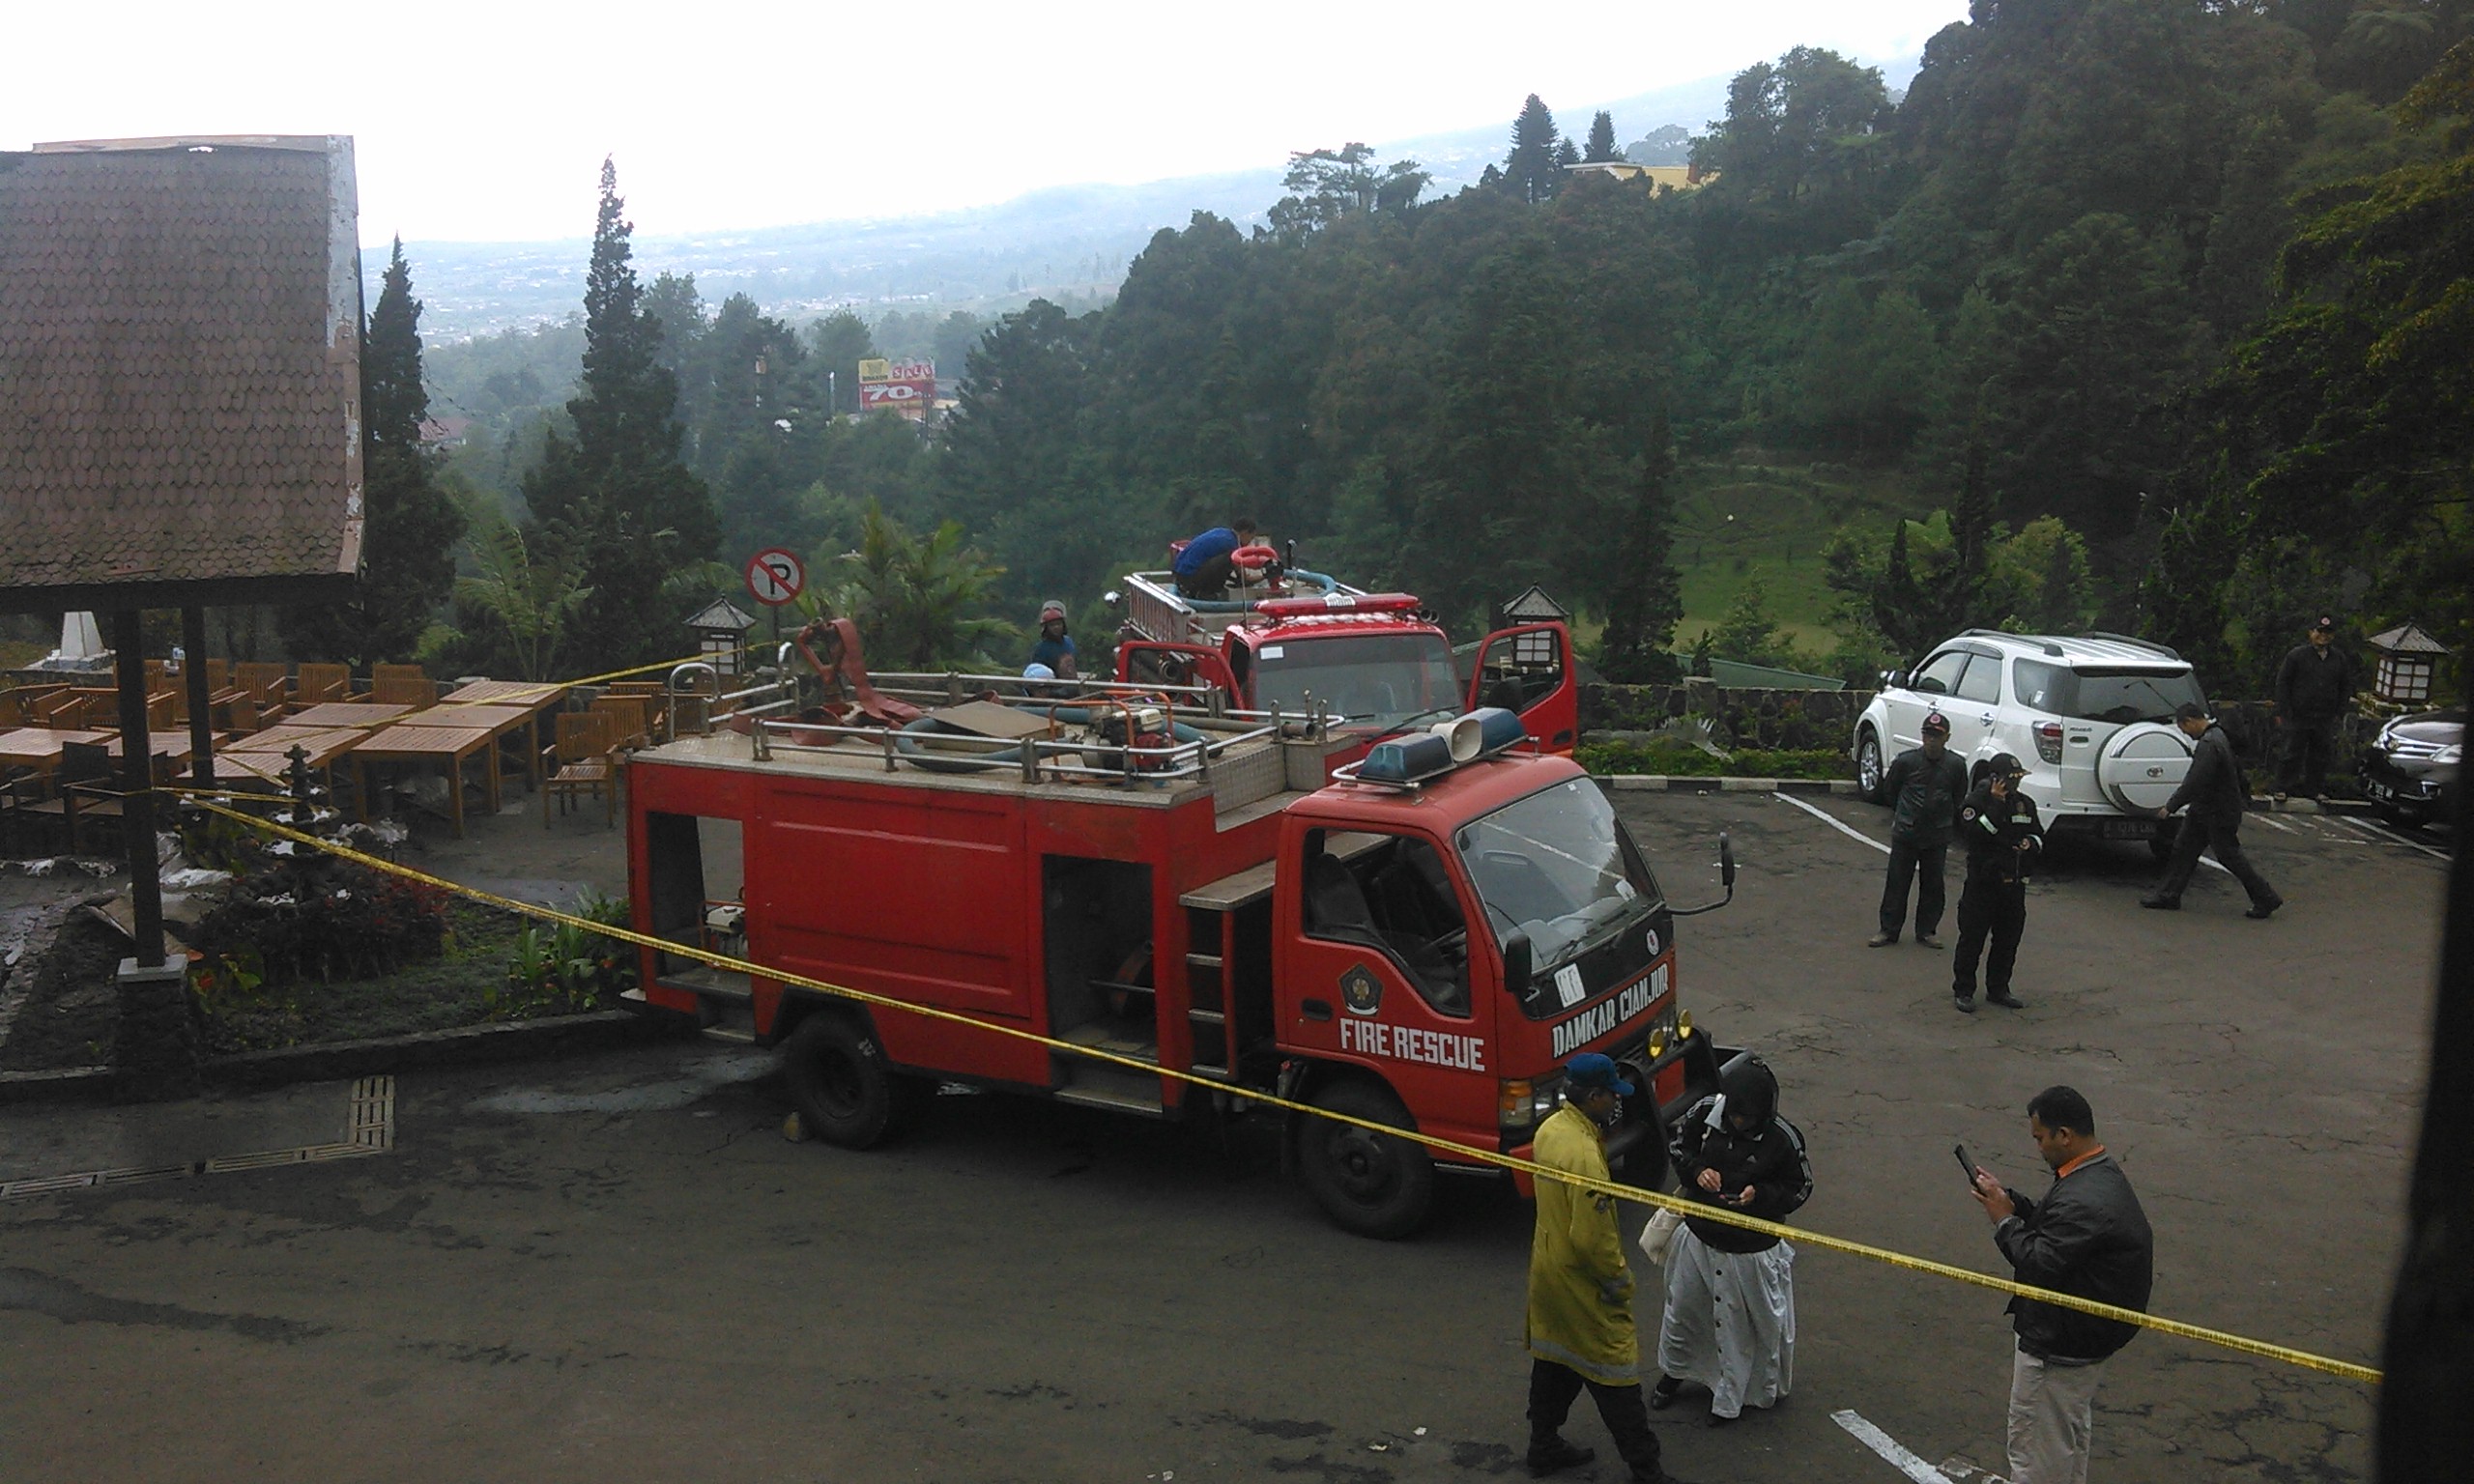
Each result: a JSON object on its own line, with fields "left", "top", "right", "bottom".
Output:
{"left": 168, "top": 794, "right": 2382, "bottom": 1387}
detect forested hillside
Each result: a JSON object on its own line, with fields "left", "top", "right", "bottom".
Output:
{"left": 408, "top": 0, "right": 2469, "bottom": 699}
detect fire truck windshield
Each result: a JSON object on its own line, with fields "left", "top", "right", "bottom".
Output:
{"left": 1456, "top": 780, "right": 1665, "bottom": 1012}
{"left": 1251, "top": 632, "right": 1461, "bottom": 729}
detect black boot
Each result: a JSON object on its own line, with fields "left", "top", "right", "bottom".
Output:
{"left": 1527, "top": 1437, "right": 1596, "bottom": 1477}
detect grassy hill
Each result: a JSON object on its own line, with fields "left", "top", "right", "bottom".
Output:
{"left": 1668, "top": 455, "right": 1924, "bottom": 654}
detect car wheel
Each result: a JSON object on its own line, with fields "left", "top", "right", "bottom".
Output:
{"left": 1297, "top": 1078, "right": 1435, "bottom": 1240}
{"left": 2378, "top": 802, "right": 2432, "bottom": 830}
{"left": 783, "top": 1013, "right": 926, "bottom": 1150}
{"left": 1856, "top": 728, "right": 1885, "bottom": 804}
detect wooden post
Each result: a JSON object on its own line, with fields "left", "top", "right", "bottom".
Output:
{"left": 113, "top": 608, "right": 164, "bottom": 967}
{"left": 183, "top": 606, "right": 215, "bottom": 785}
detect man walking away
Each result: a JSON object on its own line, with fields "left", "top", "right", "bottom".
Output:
{"left": 2273, "top": 614, "right": 2356, "bottom": 802}
{"left": 1872, "top": 710, "right": 1970, "bottom": 948}
{"left": 1172, "top": 517, "right": 1258, "bottom": 599}
{"left": 1952, "top": 754, "right": 2041, "bottom": 1013}
{"left": 1968, "top": 1086, "right": 2154, "bottom": 1484}
{"left": 2143, "top": 702, "right": 2282, "bottom": 918}
{"left": 1523, "top": 1053, "right": 1695, "bottom": 1484}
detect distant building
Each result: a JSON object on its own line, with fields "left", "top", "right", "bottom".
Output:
{"left": 1563, "top": 161, "right": 1711, "bottom": 191}
{"left": 418, "top": 414, "right": 472, "bottom": 448}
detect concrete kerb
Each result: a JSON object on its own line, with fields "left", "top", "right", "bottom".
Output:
{"left": 1589, "top": 773, "right": 2383, "bottom": 816}
{"left": 0, "top": 1009, "right": 694, "bottom": 1106}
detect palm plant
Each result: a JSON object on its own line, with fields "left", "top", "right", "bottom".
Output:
{"left": 454, "top": 502, "right": 594, "bottom": 679}
{"left": 805, "top": 500, "right": 1017, "bottom": 671}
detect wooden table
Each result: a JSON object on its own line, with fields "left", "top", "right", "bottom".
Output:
{"left": 0, "top": 727, "right": 114, "bottom": 776}
{"left": 227, "top": 725, "right": 369, "bottom": 768}
{"left": 103, "top": 730, "right": 194, "bottom": 785}
{"left": 352, "top": 722, "right": 502, "bottom": 838}
{"left": 440, "top": 681, "right": 568, "bottom": 790}
{"left": 287, "top": 701, "right": 413, "bottom": 729}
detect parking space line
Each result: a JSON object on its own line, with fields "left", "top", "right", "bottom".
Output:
{"left": 2356, "top": 818, "right": 2451, "bottom": 861}
{"left": 1773, "top": 792, "right": 1890, "bottom": 855}
{"left": 2254, "top": 813, "right": 2300, "bottom": 835}
{"left": 1831, "top": 1409, "right": 1961, "bottom": 1483}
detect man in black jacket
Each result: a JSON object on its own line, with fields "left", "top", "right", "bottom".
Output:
{"left": 1952, "top": 754, "right": 2041, "bottom": 1013}
{"left": 2272, "top": 614, "right": 2356, "bottom": 801}
{"left": 1969, "top": 1086, "right": 2153, "bottom": 1484}
{"left": 1871, "top": 710, "right": 1970, "bottom": 948}
{"left": 2143, "top": 702, "right": 2282, "bottom": 917}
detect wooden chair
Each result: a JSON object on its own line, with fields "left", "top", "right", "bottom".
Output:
{"left": 590, "top": 695, "right": 651, "bottom": 752}
{"left": 372, "top": 662, "right": 427, "bottom": 687}
{"left": 0, "top": 765, "right": 48, "bottom": 855}
{"left": 607, "top": 680, "right": 668, "bottom": 741}
{"left": 295, "top": 663, "right": 352, "bottom": 704}
{"left": 22, "top": 741, "right": 124, "bottom": 856}
{"left": 203, "top": 658, "right": 231, "bottom": 693}
{"left": 237, "top": 662, "right": 292, "bottom": 718}
{"left": 542, "top": 711, "right": 619, "bottom": 828}
{"left": 370, "top": 674, "right": 438, "bottom": 709}
{"left": 215, "top": 690, "right": 264, "bottom": 740}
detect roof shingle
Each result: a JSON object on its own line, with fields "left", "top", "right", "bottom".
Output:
{"left": 0, "top": 136, "right": 361, "bottom": 605}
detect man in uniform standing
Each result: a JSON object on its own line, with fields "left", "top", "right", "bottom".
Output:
{"left": 1871, "top": 710, "right": 1970, "bottom": 948}
{"left": 1968, "top": 1086, "right": 2154, "bottom": 1484}
{"left": 1952, "top": 754, "right": 2040, "bottom": 1013}
{"left": 2143, "top": 701, "right": 2282, "bottom": 917}
{"left": 2272, "top": 614, "right": 2356, "bottom": 802}
{"left": 1523, "top": 1052, "right": 1692, "bottom": 1484}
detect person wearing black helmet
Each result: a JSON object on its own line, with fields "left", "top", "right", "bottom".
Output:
{"left": 1870, "top": 710, "right": 1970, "bottom": 948}
{"left": 1651, "top": 1055, "right": 1812, "bottom": 1426}
{"left": 1952, "top": 754, "right": 2042, "bottom": 1013}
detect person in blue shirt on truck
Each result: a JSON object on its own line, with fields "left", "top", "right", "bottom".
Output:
{"left": 1026, "top": 600, "right": 1078, "bottom": 680}
{"left": 1172, "top": 517, "right": 1257, "bottom": 598}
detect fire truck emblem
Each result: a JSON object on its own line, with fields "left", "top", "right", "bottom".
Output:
{"left": 1643, "top": 928, "right": 1660, "bottom": 958}
{"left": 1340, "top": 963, "right": 1382, "bottom": 1014}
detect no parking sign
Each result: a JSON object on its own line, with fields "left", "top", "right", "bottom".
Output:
{"left": 744, "top": 548, "right": 804, "bottom": 607}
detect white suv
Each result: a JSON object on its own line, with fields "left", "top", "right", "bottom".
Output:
{"left": 1851, "top": 631, "right": 2205, "bottom": 853}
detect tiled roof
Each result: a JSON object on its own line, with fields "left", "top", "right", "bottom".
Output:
{"left": 0, "top": 136, "right": 361, "bottom": 599}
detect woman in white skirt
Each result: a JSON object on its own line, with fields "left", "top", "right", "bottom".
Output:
{"left": 1652, "top": 1055, "right": 1812, "bottom": 1424}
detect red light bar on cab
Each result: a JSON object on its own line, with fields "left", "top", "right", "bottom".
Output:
{"left": 1251, "top": 591, "right": 1423, "bottom": 618}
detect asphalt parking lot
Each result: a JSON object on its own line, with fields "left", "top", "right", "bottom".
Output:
{"left": 0, "top": 786, "right": 2444, "bottom": 1484}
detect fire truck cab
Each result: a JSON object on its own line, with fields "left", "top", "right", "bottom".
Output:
{"left": 1111, "top": 567, "right": 1580, "bottom": 756}
{"left": 627, "top": 674, "right": 1730, "bottom": 1238}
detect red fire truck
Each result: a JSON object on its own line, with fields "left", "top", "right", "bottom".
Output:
{"left": 1109, "top": 563, "right": 1581, "bottom": 756}
{"left": 627, "top": 661, "right": 1733, "bottom": 1238}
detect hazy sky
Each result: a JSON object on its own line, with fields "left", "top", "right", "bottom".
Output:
{"left": 8, "top": 1, "right": 1969, "bottom": 245}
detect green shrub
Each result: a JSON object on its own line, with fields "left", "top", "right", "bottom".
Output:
{"left": 1578, "top": 738, "right": 1852, "bottom": 781}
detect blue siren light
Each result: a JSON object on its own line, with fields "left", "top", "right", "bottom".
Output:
{"left": 1467, "top": 706, "right": 1527, "bottom": 757}
{"left": 1362, "top": 731, "right": 1456, "bottom": 784}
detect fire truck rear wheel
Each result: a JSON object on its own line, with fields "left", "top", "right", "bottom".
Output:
{"left": 783, "top": 1014, "right": 923, "bottom": 1150}
{"left": 1298, "top": 1079, "right": 1434, "bottom": 1240}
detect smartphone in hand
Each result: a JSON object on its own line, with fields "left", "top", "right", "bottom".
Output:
{"left": 1955, "top": 1143, "right": 1979, "bottom": 1191}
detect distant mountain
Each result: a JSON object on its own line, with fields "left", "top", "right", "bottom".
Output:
{"left": 395, "top": 61, "right": 1913, "bottom": 343}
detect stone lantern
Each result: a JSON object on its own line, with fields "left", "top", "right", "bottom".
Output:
{"left": 2366, "top": 622, "right": 2449, "bottom": 706}
{"left": 684, "top": 597, "right": 758, "bottom": 676}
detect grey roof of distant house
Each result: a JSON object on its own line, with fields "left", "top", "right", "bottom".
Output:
{"left": 0, "top": 135, "right": 361, "bottom": 612}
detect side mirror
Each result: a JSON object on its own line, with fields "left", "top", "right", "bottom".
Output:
{"left": 1718, "top": 832, "right": 1736, "bottom": 889}
{"left": 1884, "top": 670, "right": 1909, "bottom": 691}
{"left": 1501, "top": 929, "right": 1534, "bottom": 1003}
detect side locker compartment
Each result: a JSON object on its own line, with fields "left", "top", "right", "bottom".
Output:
{"left": 1042, "top": 856, "right": 1165, "bottom": 1117}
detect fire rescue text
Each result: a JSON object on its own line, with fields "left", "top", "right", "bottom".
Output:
{"left": 1339, "top": 1016, "right": 1487, "bottom": 1071}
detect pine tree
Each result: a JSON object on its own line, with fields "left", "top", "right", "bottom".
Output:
{"left": 1595, "top": 412, "right": 1684, "bottom": 682}
{"left": 1503, "top": 95, "right": 1565, "bottom": 204}
{"left": 522, "top": 158, "right": 719, "bottom": 676}
{"left": 1584, "top": 111, "right": 1620, "bottom": 163}
{"left": 278, "top": 239, "right": 464, "bottom": 667}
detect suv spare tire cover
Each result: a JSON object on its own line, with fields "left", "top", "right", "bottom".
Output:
{"left": 2099, "top": 723, "right": 2193, "bottom": 813}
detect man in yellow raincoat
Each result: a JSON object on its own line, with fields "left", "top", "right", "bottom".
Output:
{"left": 1525, "top": 1052, "right": 1690, "bottom": 1483}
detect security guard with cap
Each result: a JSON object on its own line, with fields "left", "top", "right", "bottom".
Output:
{"left": 1951, "top": 753, "right": 2042, "bottom": 1014}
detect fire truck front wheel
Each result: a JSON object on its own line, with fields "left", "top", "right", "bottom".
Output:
{"left": 783, "top": 1013, "right": 927, "bottom": 1150}
{"left": 1297, "top": 1078, "right": 1435, "bottom": 1240}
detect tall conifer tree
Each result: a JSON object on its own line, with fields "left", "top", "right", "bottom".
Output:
{"left": 1596, "top": 411, "right": 1684, "bottom": 682}
{"left": 279, "top": 238, "right": 464, "bottom": 666}
{"left": 523, "top": 159, "right": 718, "bottom": 674}
{"left": 1584, "top": 111, "right": 1621, "bottom": 163}
{"left": 1502, "top": 95, "right": 1565, "bottom": 204}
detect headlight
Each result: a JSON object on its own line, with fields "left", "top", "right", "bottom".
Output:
{"left": 2437, "top": 744, "right": 2462, "bottom": 765}
{"left": 1501, "top": 1072, "right": 1564, "bottom": 1130}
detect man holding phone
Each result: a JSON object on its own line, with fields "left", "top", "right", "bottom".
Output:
{"left": 1967, "top": 1087, "right": 2154, "bottom": 1484}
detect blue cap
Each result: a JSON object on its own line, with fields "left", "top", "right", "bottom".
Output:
{"left": 1566, "top": 1051, "right": 1634, "bottom": 1098}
